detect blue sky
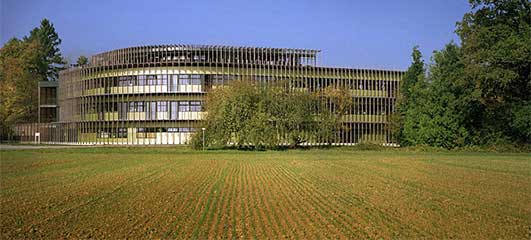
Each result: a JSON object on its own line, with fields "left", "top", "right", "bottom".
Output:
{"left": 1, "top": 0, "right": 469, "bottom": 70}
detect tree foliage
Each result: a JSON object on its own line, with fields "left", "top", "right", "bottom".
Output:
{"left": 1, "top": 19, "right": 64, "bottom": 136}
{"left": 191, "top": 80, "right": 350, "bottom": 149}
{"left": 318, "top": 86, "right": 353, "bottom": 144}
{"left": 24, "top": 18, "right": 65, "bottom": 81}
{"left": 402, "top": 43, "right": 472, "bottom": 148}
{"left": 457, "top": 0, "right": 531, "bottom": 144}
{"left": 394, "top": 46, "right": 425, "bottom": 146}
{"left": 397, "top": 0, "right": 531, "bottom": 148}
{"left": 0, "top": 39, "right": 41, "bottom": 132}
{"left": 76, "top": 55, "right": 89, "bottom": 66}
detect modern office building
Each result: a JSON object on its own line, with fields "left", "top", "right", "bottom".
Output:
{"left": 14, "top": 45, "right": 403, "bottom": 145}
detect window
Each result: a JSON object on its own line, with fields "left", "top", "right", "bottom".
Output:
{"left": 117, "top": 128, "right": 127, "bottom": 138}
{"left": 170, "top": 101, "right": 178, "bottom": 119}
{"left": 190, "top": 75, "right": 202, "bottom": 85}
{"left": 212, "top": 75, "right": 223, "bottom": 86}
{"left": 147, "top": 102, "right": 157, "bottom": 119}
{"left": 128, "top": 102, "right": 136, "bottom": 112}
{"left": 179, "top": 128, "right": 191, "bottom": 132}
{"left": 190, "top": 101, "right": 202, "bottom": 112}
{"left": 177, "top": 101, "right": 202, "bottom": 112}
{"left": 118, "top": 76, "right": 136, "bottom": 86}
{"left": 137, "top": 128, "right": 156, "bottom": 138}
{"left": 158, "top": 75, "right": 168, "bottom": 85}
{"left": 178, "top": 101, "right": 190, "bottom": 112}
{"left": 137, "top": 75, "right": 146, "bottom": 85}
{"left": 147, "top": 75, "right": 157, "bottom": 85}
{"left": 167, "top": 128, "right": 197, "bottom": 133}
{"left": 179, "top": 74, "right": 190, "bottom": 85}
{"left": 169, "top": 75, "right": 178, "bottom": 92}
{"left": 157, "top": 101, "right": 167, "bottom": 112}
{"left": 128, "top": 102, "right": 144, "bottom": 112}
{"left": 98, "top": 130, "right": 110, "bottom": 138}
{"left": 167, "top": 128, "right": 179, "bottom": 133}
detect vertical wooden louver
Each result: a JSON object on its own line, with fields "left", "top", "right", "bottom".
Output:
{"left": 14, "top": 45, "right": 402, "bottom": 146}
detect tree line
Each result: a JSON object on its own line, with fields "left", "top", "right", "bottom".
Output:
{"left": 394, "top": 0, "right": 530, "bottom": 148}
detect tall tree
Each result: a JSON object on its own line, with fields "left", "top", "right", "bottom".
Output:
{"left": 401, "top": 46, "right": 425, "bottom": 105}
{"left": 24, "top": 18, "right": 65, "bottom": 81}
{"left": 403, "top": 43, "right": 472, "bottom": 148}
{"left": 457, "top": 0, "right": 531, "bottom": 143}
{"left": 394, "top": 46, "right": 426, "bottom": 146}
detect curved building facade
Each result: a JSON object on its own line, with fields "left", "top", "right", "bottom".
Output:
{"left": 16, "top": 45, "right": 403, "bottom": 145}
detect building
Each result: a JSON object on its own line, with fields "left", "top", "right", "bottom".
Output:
{"left": 15, "top": 45, "right": 403, "bottom": 145}
{"left": 38, "top": 80, "right": 59, "bottom": 123}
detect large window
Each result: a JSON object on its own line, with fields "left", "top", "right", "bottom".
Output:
{"left": 177, "top": 101, "right": 202, "bottom": 112}
{"left": 117, "top": 128, "right": 128, "bottom": 138}
{"left": 137, "top": 128, "right": 156, "bottom": 138}
{"left": 167, "top": 127, "right": 197, "bottom": 133}
{"left": 212, "top": 74, "right": 235, "bottom": 86}
{"left": 147, "top": 102, "right": 157, "bottom": 119}
{"left": 97, "top": 128, "right": 128, "bottom": 138}
{"left": 128, "top": 101, "right": 144, "bottom": 112}
{"left": 190, "top": 75, "right": 202, "bottom": 85}
{"left": 178, "top": 74, "right": 190, "bottom": 85}
{"left": 137, "top": 75, "right": 146, "bottom": 85}
{"left": 170, "top": 101, "right": 178, "bottom": 119}
{"left": 117, "top": 76, "right": 137, "bottom": 86}
{"left": 178, "top": 101, "right": 190, "bottom": 112}
{"left": 115, "top": 74, "right": 203, "bottom": 88}
{"left": 176, "top": 74, "right": 202, "bottom": 85}
{"left": 147, "top": 75, "right": 157, "bottom": 85}
{"left": 157, "top": 101, "right": 168, "bottom": 112}
{"left": 159, "top": 75, "right": 168, "bottom": 85}
{"left": 190, "top": 101, "right": 202, "bottom": 112}
{"left": 170, "top": 75, "right": 179, "bottom": 92}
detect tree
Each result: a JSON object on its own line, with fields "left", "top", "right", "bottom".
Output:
{"left": 1, "top": 19, "right": 65, "bottom": 137}
{"left": 401, "top": 70, "right": 429, "bottom": 146}
{"left": 318, "top": 86, "right": 353, "bottom": 145}
{"left": 191, "top": 80, "right": 277, "bottom": 149}
{"left": 394, "top": 46, "right": 426, "bottom": 146}
{"left": 191, "top": 80, "right": 320, "bottom": 149}
{"left": 76, "top": 55, "right": 89, "bottom": 66}
{"left": 0, "top": 38, "right": 41, "bottom": 135}
{"left": 24, "top": 18, "right": 65, "bottom": 81}
{"left": 403, "top": 42, "right": 472, "bottom": 148}
{"left": 424, "top": 42, "right": 471, "bottom": 148}
{"left": 400, "top": 46, "right": 425, "bottom": 106}
{"left": 457, "top": 0, "right": 531, "bottom": 144}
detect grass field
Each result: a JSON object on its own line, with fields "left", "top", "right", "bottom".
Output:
{"left": 0, "top": 147, "right": 529, "bottom": 239}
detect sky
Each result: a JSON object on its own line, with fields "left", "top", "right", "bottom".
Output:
{"left": 1, "top": 0, "right": 470, "bottom": 70}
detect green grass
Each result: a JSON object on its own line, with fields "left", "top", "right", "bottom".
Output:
{"left": 1, "top": 147, "right": 529, "bottom": 239}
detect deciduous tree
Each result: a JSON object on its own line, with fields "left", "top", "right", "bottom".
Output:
{"left": 457, "top": 0, "right": 531, "bottom": 144}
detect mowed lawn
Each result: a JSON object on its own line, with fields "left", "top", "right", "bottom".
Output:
{"left": 0, "top": 147, "right": 529, "bottom": 239}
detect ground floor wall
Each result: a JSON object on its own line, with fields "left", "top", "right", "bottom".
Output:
{"left": 13, "top": 121, "right": 393, "bottom": 145}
